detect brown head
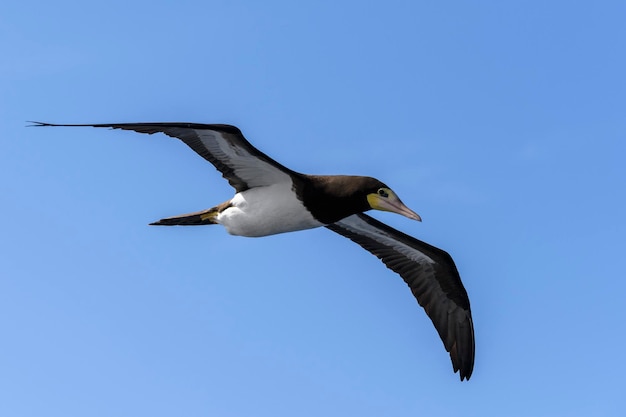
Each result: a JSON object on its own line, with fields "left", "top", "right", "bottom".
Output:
{"left": 300, "top": 175, "right": 421, "bottom": 224}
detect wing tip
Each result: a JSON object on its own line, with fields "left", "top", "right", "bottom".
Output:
{"left": 459, "top": 372, "right": 472, "bottom": 381}
{"left": 26, "top": 121, "right": 102, "bottom": 128}
{"left": 456, "top": 360, "right": 474, "bottom": 381}
{"left": 445, "top": 310, "right": 475, "bottom": 381}
{"left": 26, "top": 121, "right": 53, "bottom": 127}
{"left": 26, "top": 121, "right": 243, "bottom": 135}
{"left": 451, "top": 356, "right": 474, "bottom": 381}
{"left": 451, "top": 328, "right": 475, "bottom": 381}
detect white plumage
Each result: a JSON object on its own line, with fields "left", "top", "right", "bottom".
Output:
{"left": 216, "top": 182, "right": 323, "bottom": 237}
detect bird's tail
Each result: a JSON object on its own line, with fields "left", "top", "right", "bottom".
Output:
{"left": 150, "top": 207, "right": 221, "bottom": 226}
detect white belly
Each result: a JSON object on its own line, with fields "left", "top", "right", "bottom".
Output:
{"left": 216, "top": 182, "right": 324, "bottom": 237}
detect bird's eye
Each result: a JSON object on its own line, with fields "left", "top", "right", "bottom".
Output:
{"left": 378, "top": 188, "right": 389, "bottom": 198}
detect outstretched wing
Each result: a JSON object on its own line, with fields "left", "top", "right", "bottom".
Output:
{"left": 326, "top": 213, "right": 474, "bottom": 381}
{"left": 31, "top": 122, "right": 296, "bottom": 192}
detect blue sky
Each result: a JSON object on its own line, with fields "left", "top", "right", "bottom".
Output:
{"left": 2, "top": 1, "right": 625, "bottom": 416}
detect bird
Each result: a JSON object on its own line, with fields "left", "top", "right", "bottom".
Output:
{"left": 32, "top": 121, "right": 475, "bottom": 380}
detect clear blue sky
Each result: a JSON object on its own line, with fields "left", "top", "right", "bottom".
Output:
{"left": 2, "top": 1, "right": 625, "bottom": 416}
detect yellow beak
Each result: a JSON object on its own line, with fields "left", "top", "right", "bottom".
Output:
{"left": 368, "top": 193, "right": 422, "bottom": 221}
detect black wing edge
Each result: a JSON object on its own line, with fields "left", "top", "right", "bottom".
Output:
{"left": 326, "top": 213, "right": 475, "bottom": 381}
{"left": 27, "top": 121, "right": 242, "bottom": 135}
{"left": 27, "top": 121, "right": 298, "bottom": 193}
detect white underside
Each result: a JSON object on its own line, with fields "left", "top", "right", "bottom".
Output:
{"left": 216, "top": 182, "right": 324, "bottom": 237}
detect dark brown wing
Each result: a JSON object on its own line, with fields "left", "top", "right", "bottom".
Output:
{"left": 326, "top": 213, "right": 474, "bottom": 380}
{"left": 30, "top": 122, "right": 296, "bottom": 192}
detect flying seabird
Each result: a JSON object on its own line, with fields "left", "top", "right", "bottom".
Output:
{"left": 32, "top": 121, "right": 475, "bottom": 380}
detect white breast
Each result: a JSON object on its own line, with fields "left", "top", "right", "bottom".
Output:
{"left": 216, "top": 182, "right": 324, "bottom": 237}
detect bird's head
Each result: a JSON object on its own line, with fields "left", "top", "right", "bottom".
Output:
{"left": 303, "top": 175, "right": 421, "bottom": 224}
{"left": 364, "top": 181, "right": 422, "bottom": 221}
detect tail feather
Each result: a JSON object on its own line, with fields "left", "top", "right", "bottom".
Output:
{"left": 150, "top": 208, "right": 219, "bottom": 226}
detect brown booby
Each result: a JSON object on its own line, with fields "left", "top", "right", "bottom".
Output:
{"left": 32, "top": 122, "right": 475, "bottom": 380}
